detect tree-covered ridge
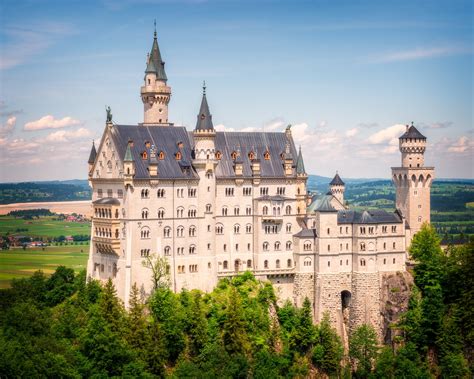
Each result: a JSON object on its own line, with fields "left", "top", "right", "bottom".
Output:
{"left": 0, "top": 182, "right": 91, "bottom": 204}
{"left": 0, "top": 229, "right": 472, "bottom": 378}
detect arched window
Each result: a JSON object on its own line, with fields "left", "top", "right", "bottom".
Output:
{"left": 231, "top": 151, "right": 237, "bottom": 160}
{"left": 247, "top": 259, "right": 252, "bottom": 268}
{"left": 164, "top": 227, "right": 171, "bottom": 238}
{"left": 246, "top": 224, "right": 252, "bottom": 233}
{"left": 304, "top": 257, "right": 312, "bottom": 267}
{"left": 360, "top": 259, "right": 366, "bottom": 266}
{"left": 223, "top": 260, "right": 228, "bottom": 270}
{"left": 263, "top": 242, "right": 269, "bottom": 251}
{"left": 274, "top": 241, "right": 281, "bottom": 250}
{"left": 263, "top": 206, "right": 268, "bottom": 215}
{"left": 286, "top": 241, "right": 292, "bottom": 250}
{"left": 286, "top": 223, "right": 292, "bottom": 233}
{"left": 285, "top": 205, "right": 291, "bottom": 215}
{"left": 248, "top": 151, "right": 256, "bottom": 160}
{"left": 222, "top": 207, "right": 228, "bottom": 216}
{"left": 264, "top": 151, "right": 270, "bottom": 160}
{"left": 189, "top": 226, "right": 196, "bottom": 237}
{"left": 234, "top": 224, "right": 240, "bottom": 234}
{"left": 159, "top": 151, "right": 165, "bottom": 160}
{"left": 189, "top": 245, "right": 196, "bottom": 254}
{"left": 164, "top": 246, "right": 171, "bottom": 256}
{"left": 206, "top": 204, "right": 212, "bottom": 213}
{"left": 216, "top": 224, "right": 224, "bottom": 234}
{"left": 177, "top": 226, "right": 184, "bottom": 237}
{"left": 264, "top": 260, "right": 269, "bottom": 269}
{"left": 177, "top": 207, "right": 184, "bottom": 218}
{"left": 304, "top": 241, "right": 312, "bottom": 251}
{"left": 287, "top": 259, "right": 292, "bottom": 268}
{"left": 215, "top": 151, "right": 222, "bottom": 160}
{"left": 157, "top": 189, "right": 165, "bottom": 197}
{"left": 276, "top": 259, "right": 280, "bottom": 268}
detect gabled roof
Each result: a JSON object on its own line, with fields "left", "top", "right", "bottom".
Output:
{"left": 296, "top": 146, "right": 306, "bottom": 175}
{"left": 88, "top": 141, "right": 97, "bottom": 164}
{"left": 330, "top": 172, "right": 345, "bottom": 186}
{"left": 195, "top": 90, "right": 214, "bottom": 131}
{"left": 109, "top": 124, "right": 299, "bottom": 180}
{"left": 147, "top": 31, "right": 167, "bottom": 81}
{"left": 337, "top": 209, "right": 402, "bottom": 224}
{"left": 399, "top": 124, "right": 426, "bottom": 140}
{"left": 93, "top": 197, "right": 120, "bottom": 205}
{"left": 294, "top": 228, "right": 318, "bottom": 238}
{"left": 307, "top": 194, "right": 337, "bottom": 213}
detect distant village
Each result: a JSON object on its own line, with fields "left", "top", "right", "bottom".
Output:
{"left": 0, "top": 209, "right": 90, "bottom": 250}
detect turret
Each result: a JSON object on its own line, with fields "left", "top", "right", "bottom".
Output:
{"left": 399, "top": 122, "right": 427, "bottom": 168}
{"left": 192, "top": 82, "right": 217, "bottom": 168}
{"left": 295, "top": 146, "right": 308, "bottom": 215}
{"left": 329, "top": 172, "right": 345, "bottom": 205}
{"left": 123, "top": 140, "right": 135, "bottom": 187}
{"left": 283, "top": 141, "right": 294, "bottom": 177}
{"left": 392, "top": 123, "right": 434, "bottom": 240}
{"left": 88, "top": 141, "right": 97, "bottom": 177}
{"left": 140, "top": 23, "right": 172, "bottom": 125}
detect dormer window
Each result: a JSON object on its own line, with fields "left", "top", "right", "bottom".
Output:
{"left": 145, "top": 141, "right": 151, "bottom": 149}
{"left": 159, "top": 151, "right": 165, "bottom": 160}
{"left": 248, "top": 151, "right": 256, "bottom": 160}
{"left": 280, "top": 152, "right": 285, "bottom": 160}
{"left": 141, "top": 151, "right": 148, "bottom": 160}
{"left": 215, "top": 151, "right": 222, "bottom": 160}
{"left": 200, "top": 114, "right": 205, "bottom": 120}
{"left": 264, "top": 151, "right": 270, "bottom": 160}
{"left": 175, "top": 151, "right": 182, "bottom": 160}
{"left": 231, "top": 151, "right": 237, "bottom": 160}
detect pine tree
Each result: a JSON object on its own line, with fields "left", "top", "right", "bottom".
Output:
{"left": 187, "top": 292, "right": 208, "bottom": 358}
{"left": 349, "top": 324, "right": 378, "bottom": 377}
{"left": 98, "top": 278, "right": 125, "bottom": 333}
{"left": 222, "top": 286, "right": 250, "bottom": 356}
{"left": 290, "top": 297, "right": 316, "bottom": 355}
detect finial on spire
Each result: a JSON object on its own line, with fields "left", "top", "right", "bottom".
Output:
{"left": 411, "top": 121, "right": 414, "bottom": 127}
{"left": 154, "top": 19, "right": 157, "bottom": 37}
{"left": 203, "top": 80, "right": 206, "bottom": 96}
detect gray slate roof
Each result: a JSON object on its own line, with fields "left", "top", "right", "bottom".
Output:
{"left": 307, "top": 194, "right": 337, "bottom": 213}
{"left": 147, "top": 32, "right": 167, "bottom": 81}
{"left": 195, "top": 93, "right": 214, "bottom": 131}
{"left": 294, "top": 228, "right": 318, "bottom": 238}
{"left": 111, "top": 125, "right": 197, "bottom": 179}
{"left": 330, "top": 172, "right": 345, "bottom": 186}
{"left": 296, "top": 146, "right": 306, "bottom": 175}
{"left": 337, "top": 209, "right": 402, "bottom": 224}
{"left": 109, "top": 124, "right": 299, "bottom": 180}
{"left": 399, "top": 124, "right": 426, "bottom": 140}
{"left": 93, "top": 197, "right": 120, "bottom": 205}
{"left": 88, "top": 142, "right": 97, "bottom": 164}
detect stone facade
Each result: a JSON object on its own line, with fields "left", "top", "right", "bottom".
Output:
{"left": 86, "top": 31, "right": 434, "bottom": 340}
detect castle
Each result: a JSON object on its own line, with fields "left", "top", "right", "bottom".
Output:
{"left": 86, "top": 29, "right": 434, "bottom": 338}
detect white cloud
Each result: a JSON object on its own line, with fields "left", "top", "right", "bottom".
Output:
{"left": 214, "top": 123, "right": 235, "bottom": 132}
{"left": 424, "top": 121, "right": 453, "bottom": 129}
{"left": 0, "top": 116, "right": 16, "bottom": 137}
{"left": 447, "top": 136, "right": 473, "bottom": 154}
{"left": 368, "top": 124, "right": 406, "bottom": 145}
{"left": 42, "top": 127, "right": 92, "bottom": 142}
{"left": 24, "top": 115, "right": 81, "bottom": 131}
{"left": 345, "top": 127, "right": 359, "bottom": 137}
{"left": 7, "top": 138, "right": 40, "bottom": 151}
{"left": 371, "top": 45, "right": 471, "bottom": 63}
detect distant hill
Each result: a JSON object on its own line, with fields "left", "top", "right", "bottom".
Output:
{"left": 0, "top": 177, "right": 472, "bottom": 205}
{"left": 0, "top": 181, "right": 91, "bottom": 204}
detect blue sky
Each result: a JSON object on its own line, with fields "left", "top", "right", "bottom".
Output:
{"left": 0, "top": 0, "right": 472, "bottom": 181}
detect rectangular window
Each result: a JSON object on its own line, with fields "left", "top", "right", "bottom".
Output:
{"left": 97, "top": 189, "right": 103, "bottom": 198}
{"left": 107, "top": 189, "right": 113, "bottom": 198}
{"left": 117, "top": 189, "right": 123, "bottom": 199}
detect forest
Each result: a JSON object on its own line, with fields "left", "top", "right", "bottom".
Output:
{"left": 0, "top": 225, "right": 472, "bottom": 378}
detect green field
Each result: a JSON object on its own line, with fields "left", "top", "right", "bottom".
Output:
{"left": 0, "top": 245, "right": 89, "bottom": 288}
{"left": 0, "top": 216, "right": 91, "bottom": 238}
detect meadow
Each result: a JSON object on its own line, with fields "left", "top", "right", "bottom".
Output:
{"left": 0, "top": 245, "right": 89, "bottom": 288}
{"left": 0, "top": 215, "right": 91, "bottom": 238}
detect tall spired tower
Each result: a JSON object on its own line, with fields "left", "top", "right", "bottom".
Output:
{"left": 140, "top": 24, "right": 171, "bottom": 125}
{"left": 392, "top": 123, "right": 435, "bottom": 239}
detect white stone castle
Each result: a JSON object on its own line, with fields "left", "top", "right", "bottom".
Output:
{"left": 86, "top": 29, "right": 434, "bottom": 337}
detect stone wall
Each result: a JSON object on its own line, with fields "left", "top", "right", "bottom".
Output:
{"left": 293, "top": 273, "right": 315, "bottom": 308}
{"left": 350, "top": 272, "right": 381, "bottom": 338}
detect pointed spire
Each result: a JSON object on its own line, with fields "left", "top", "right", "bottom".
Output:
{"left": 330, "top": 172, "right": 345, "bottom": 186}
{"left": 124, "top": 141, "right": 134, "bottom": 162}
{"left": 283, "top": 140, "right": 293, "bottom": 160}
{"left": 88, "top": 140, "right": 97, "bottom": 164}
{"left": 296, "top": 146, "right": 306, "bottom": 175}
{"left": 195, "top": 82, "right": 214, "bottom": 131}
{"left": 146, "top": 21, "right": 167, "bottom": 81}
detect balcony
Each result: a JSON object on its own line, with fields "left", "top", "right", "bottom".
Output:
{"left": 217, "top": 267, "right": 295, "bottom": 278}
